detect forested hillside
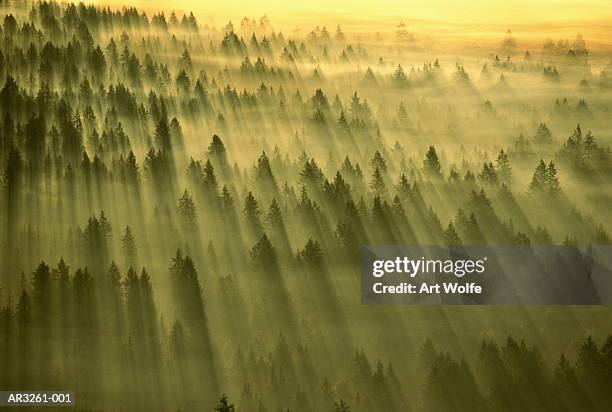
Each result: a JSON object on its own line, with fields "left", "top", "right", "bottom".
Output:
{"left": 0, "top": 1, "right": 611, "bottom": 410}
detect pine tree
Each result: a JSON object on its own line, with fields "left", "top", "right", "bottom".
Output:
{"left": 529, "top": 160, "right": 548, "bottom": 193}
{"left": 554, "top": 353, "right": 590, "bottom": 411}
{"left": 267, "top": 198, "right": 284, "bottom": 227}
{"left": 533, "top": 123, "right": 552, "bottom": 143}
{"left": 423, "top": 146, "right": 441, "bottom": 177}
{"left": 299, "top": 158, "right": 325, "bottom": 188}
{"left": 496, "top": 150, "right": 512, "bottom": 184}
{"left": 393, "top": 65, "right": 407, "bottom": 85}
{"left": 337, "top": 110, "right": 349, "bottom": 130}
{"left": 178, "top": 190, "right": 197, "bottom": 226}
{"left": 547, "top": 162, "right": 560, "bottom": 196}
{"left": 396, "top": 173, "right": 411, "bottom": 197}
{"left": 334, "top": 400, "right": 350, "bottom": 411}
{"left": 243, "top": 191, "right": 263, "bottom": 236}
{"left": 370, "top": 151, "right": 387, "bottom": 173}
{"left": 221, "top": 185, "right": 235, "bottom": 212}
{"left": 154, "top": 119, "right": 171, "bottom": 150}
{"left": 255, "top": 151, "right": 277, "bottom": 193}
{"left": 576, "top": 336, "right": 607, "bottom": 409}
{"left": 121, "top": 226, "right": 137, "bottom": 269}
{"left": 444, "top": 222, "right": 461, "bottom": 245}
{"left": 214, "top": 395, "right": 235, "bottom": 411}
{"left": 298, "top": 238, "right": 324, "bottom": 269}
{"left": 202, "top": 160, "right": 218, "bottom": 195}
{"left": 370, "top": 168, "right": 387, "bottom": 197}
{"left": 478, "top": 162, "right": 498, "bottom": 186}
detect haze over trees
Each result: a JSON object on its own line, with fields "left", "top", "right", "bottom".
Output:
{"left": 0, "top": 1, "right": 611, "bottom": 410}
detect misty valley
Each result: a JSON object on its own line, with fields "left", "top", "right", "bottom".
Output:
{"left": 0, "top": 1, "right": 611, "bottom": 411}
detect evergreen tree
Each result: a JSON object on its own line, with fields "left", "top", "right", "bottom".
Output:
{"left": 533, "top": 123, "right": 552, "bottom": 143}
{"left": 496, "top": 150, "right": 512, "bottom": 184}
{"left": 423, "top": 146, "right": 442, "bottom": 177}
{"left": 203, "top": 160, "right": 219, "bottom": 195}
{"left": 370, "top": 151, "right": 387, "bottom": 173}
{"left": 478, "top": 162, "right": 498, "bottom": 186}
{"left": 444, "top": 222, "right": 462, "bottom": 245}
{"left": 215, "top": 395, "right": 235, "bottom": 411}
{"left": 154, "top": 119, "right": 171, "bottom": 150}
{"left": 121, "top": 226, "right": 137, "bottom": 269}
{"left": 370, "top": 168, "right": 387, "bottom": 197}
{"left": 529, "top": 160, "right": 548, "bottom": 193}
{"left": 178, "top": 190, "right": 197, "bottom": 226}
{"left": 334, "top": 400, "right": 350, "bottom": 412}
{"left": 547, "top": 162, "right": 560, "bottom": 196}
{"left": 243, "top": 191, "right": 263, "bottom": 237}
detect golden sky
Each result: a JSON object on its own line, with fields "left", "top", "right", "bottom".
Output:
{"left": 92, "top": 0, "right": 611, "bottom": 22}
{"left": 91, "top": 0, "right": 612, "bottom": 42}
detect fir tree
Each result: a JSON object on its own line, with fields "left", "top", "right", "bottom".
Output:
{"left": 423, "top": 146, "right": 442, "bottom": 177}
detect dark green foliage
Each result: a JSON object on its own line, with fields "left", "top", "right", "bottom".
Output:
{"left": 215, "top": 394, "right": 236, "bottom": 411}
{"left": 369, "top": 167, "right": 386, "bottom": 196}
{"left": 529, "top": 160, "right": 561, "bottom": 196}
{"left": 0, "top": 2, "right": 610, "bottom": 411}
{"left": 334, "top": 400, "right": 350, "bottom": 411}
{"left": 178, "top": 189, "right": 197, "bottom": 225}
{"left": 423, "top": 352, "right": 483, "bottom": 412}
{"left": 478, "top": 162, "right": 498, "bottom": 186}
{"left": 423, "top": 146, "right": 441, "bottom": 177}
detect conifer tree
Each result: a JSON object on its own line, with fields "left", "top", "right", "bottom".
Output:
{"left": 370, "top": 168, "right": 387, "bottom": 197}
{"left": 178, "top": 190, "right": 197, "bottom": 226}
{"left": 121, "top": 226, "right": 137, "bottom": 269}
{"left": 423, "top": 146, "right": 441, "bottom": 177}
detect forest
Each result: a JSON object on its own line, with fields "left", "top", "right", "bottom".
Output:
{"left": 0, "top": 1, "right": 611, "bottom": 410}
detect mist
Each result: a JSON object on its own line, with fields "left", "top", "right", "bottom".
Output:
{"left": 0, "top": 1, "right": 611, "bottom": 410}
